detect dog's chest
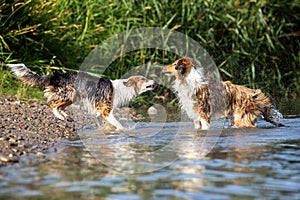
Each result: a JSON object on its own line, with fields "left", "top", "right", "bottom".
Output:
{"left": 174, "top": 82, "right": 199, "bottom": 120}
{"left": 112, "top": 80, "right": 136, "bottom": 108}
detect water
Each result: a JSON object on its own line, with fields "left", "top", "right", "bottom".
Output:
{"left": 1, "top": 117, "right": 300, "bottom": 199}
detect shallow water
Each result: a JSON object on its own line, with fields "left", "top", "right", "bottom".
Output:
{"left": 1, "top": 116, "right": 300, "bottom": 199}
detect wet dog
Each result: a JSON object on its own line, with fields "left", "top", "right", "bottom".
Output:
{"left": 163, "top": 57, "right": 283, "bottom": 130}
{"left": 7, "top": 64, "right": 156, "bottom": 130}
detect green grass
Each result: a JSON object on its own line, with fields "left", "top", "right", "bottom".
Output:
{"left": 0, "top": 0, "right": 299, "bottom": 103}
{"left": 0, "top": 64, "right": 44, "bottom": 100}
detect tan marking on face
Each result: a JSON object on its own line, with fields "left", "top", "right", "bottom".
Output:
{"left": 162, "top": 57, "right": 194, "bottom": 80}
{"left": 123, "top": 75, "right": 152, "bottom": 93}
{"left": 162, "top": 62, "right": 178, "bottom": 77}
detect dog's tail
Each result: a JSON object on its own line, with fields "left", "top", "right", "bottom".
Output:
{"left": 6, "top": 63, "right": 49, "bottom": 87}
{"left": 264, "top": 106, "right": 285, "bottom": 127}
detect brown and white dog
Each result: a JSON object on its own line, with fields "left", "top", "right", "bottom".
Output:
{"left": 7, "top": 63, "right": 156, "bottom": 130}
{"left": 163, "top": 57, "right": 283, "bottom": 130}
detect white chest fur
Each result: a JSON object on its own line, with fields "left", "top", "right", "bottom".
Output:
{"left": 111, "top": 79, "right": 137, "bottom": 108}
{"left": 173, "top": 67, "right": 207, "bottom": 120}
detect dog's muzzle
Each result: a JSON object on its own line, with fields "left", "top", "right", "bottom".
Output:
{"left": 162, "top": 66, "right": 173, "bottom": 76}
{"left": 146, "top": 80, "right": 156, "bottom": 89}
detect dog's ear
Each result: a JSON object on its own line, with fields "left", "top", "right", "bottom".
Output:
{"left": 123, "top": 78, "right": 135, "bottom": 87}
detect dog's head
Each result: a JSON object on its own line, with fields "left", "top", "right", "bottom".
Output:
{"left": 123, "top": 75, "right": 156, "bottom": 94}
{"left": 162, "top": 57, "right": 194, "bottom": 80}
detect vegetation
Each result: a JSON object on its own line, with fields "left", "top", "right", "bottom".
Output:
{"left": 1, "top": 0, "right": 299, "bottom": 106}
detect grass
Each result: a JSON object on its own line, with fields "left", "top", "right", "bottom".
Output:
{"left": 0, "top": 0, "right": 299, "bottom": 103}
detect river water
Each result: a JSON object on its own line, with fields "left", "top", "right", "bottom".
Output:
{"left": 1, "top": 104, "right": 300, "bottom": 199}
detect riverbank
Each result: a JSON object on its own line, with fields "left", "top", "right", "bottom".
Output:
{"left": 0, "top": 97, "right": 80, "bottom": 166}
{"left": 0, "top": 97, "right": 144, "bottom": 167}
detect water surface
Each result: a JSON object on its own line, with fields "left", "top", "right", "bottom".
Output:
{"left": 1, "top": 117, "right": 300, "bottom": 199}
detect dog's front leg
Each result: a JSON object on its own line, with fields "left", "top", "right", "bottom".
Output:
{"left": 52, "top": 107, "right": 65, "bottom": 120}
{"left": 200, "top": 118, "right": 210, "bottom": 130}
{"left": 105, "top": 111, "right": 125, "bottom": 131}
{"left": 194, "top": 120, "right": 201, "bottom": 130}
{"left": 96, "top": 104, "right": 127, "bottom": 131}
{"left": 193, "top": 119, "right": 210, "bottom": 130}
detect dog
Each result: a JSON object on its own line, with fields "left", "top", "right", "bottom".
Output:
{"left": 6, "top": 63, "right": 156, "bottom": 130}
{"left": 163, "top": 57, "right": 283, "bottom": 130}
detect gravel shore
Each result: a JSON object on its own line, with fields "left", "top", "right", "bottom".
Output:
{"left": 0, "top": 97, "right": 143, "bottom": 167}
{"left": 0, "top": 97, "right": 81, "bottom": 166}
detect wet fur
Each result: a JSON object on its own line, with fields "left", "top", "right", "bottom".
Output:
{"left": 163, "top": 57, "right": 283, "bottom": 129}
{"left": 7, "top": 64, "right": 156, "bottom": 130}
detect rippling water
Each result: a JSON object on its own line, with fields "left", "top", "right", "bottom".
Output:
{"left": 1, "top": 117, "right": 300, "bottom": 199}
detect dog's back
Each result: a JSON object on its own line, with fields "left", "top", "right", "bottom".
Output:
{"left": 7, "top": 64, "right": 76, "bottom": 103}
{"left": 223, "top": 81, "right": 283, "bottom": 127}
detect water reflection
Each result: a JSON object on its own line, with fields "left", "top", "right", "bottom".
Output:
{"left": 0, "top": 118, "right": 300, "bottom": 199}
{"left": 78, "top": 121, "right": 225, "bottom": 173}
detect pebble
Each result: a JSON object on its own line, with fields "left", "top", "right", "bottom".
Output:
{"left": 0, "top": 155, "right": 9, "bottom": 162}
{"left": 148, "top": 106, "right": 158, "bottom": 115}
{"left": 0, "top": 154, "right": 18, "bottom": 162}
{"left": 36, "top": 152, "right": 46, "bottom": 158}
{"left": 11, "top": 148, "right": 18, "bottom": 153}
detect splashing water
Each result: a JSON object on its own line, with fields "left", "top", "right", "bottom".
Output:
{"left": 271, "top": 107, "right": 283, "bottom": 120}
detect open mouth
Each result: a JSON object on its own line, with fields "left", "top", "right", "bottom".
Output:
{"left": 162, "top": 71, "right": 172, "bottom": 75}
{"left": 146, "top": 83, "right": 156, "bottom": 89}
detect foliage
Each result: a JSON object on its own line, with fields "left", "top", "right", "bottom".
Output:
{"left": 0, "top": 0, "right": 299, "bottom": 103}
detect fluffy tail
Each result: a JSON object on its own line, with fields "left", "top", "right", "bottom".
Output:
{"left": 264, "top": 106, "right": 284, "bottom": 127}
{"left": 6, "top": 63, "right": 49, "bottom": 87}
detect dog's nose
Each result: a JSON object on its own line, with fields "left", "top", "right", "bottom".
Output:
{"left": 153, "top": 81, "right": 157, "bottom": 87}
{"left": 150, "top": 80, "right": 157, "bottom": 88}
